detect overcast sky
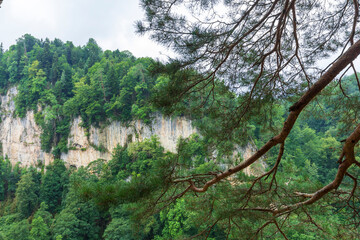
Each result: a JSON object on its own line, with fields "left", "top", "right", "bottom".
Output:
{"left": 0, "top": 0, "right": 171, "bottom": 59}
{"left": 0, "top": 0, "right": 358, "bottom": 72}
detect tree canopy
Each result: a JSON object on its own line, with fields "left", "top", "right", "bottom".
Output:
{"left": 0, "top": 35, "right": 158, "bottom": 157}
{"left": 134, "top": 0, "right": 360, "bottom": 237}
{"left": 0, "top": 0, "right": 359, "bottom": 236}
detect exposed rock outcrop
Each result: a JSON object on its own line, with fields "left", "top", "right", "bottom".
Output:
{"left": 62, "top": 114, "right": 196, "bottom": 167}
{"left": 0, "top": 87, "right": 53, "bottom": 166}
{"left": 0, "top": 87, "right": 265, "bottom": 174}
{"left": 0, "top": 87, "right": 196, "bottom": 167}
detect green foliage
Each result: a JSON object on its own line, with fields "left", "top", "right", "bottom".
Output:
{"left": 157, "top": 199, "right": 197, "bottom": 239}
{"left": 1, "top": 34, "right": 359, "bottom": 239}
{"left": 1, "top": 35, "right": 159, "bottom": 157}
{"left": 0, "top": 157, "right": 14, "bottom": 201}
{"left": 2, "top": 219, "right": 30, "bottom": 240}
{"left": 33, "top": 202, "right": 53, "bottom": 227}
{"left": 15, "top": 172, "right": 38, "bottom": 218}
{"left": 103, "top": 218, "right": 134, "bottom": 240}
{"left": 0, "top": 126, "right": 358, "bottom": 239}
{"left": 40, "top": 159, "right": 69, "bottom": 213}
{"left": 53, "top": 170, "right": 101, "bottom": 240}
{"left": 52, "top": 210, "right": 83, "bottom": 240}
{"left": 53, "top": 189, "right": 101, "bottom": 240}
{"left": 107, "top": 145, "right": 131, "bottom": 177}
{"left": 15, "top": 61, "right": 45, "bottom": 117}
{"left": 30, "top": 216, "right": 50, "bottom": 240}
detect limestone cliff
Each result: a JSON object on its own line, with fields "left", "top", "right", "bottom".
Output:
{"left": 0, "top": 87, "right": 196, "bottom": 167}
{"left": 62, "top": 114, "right": 196, "bottom": 167}
{"left": 0, "top": 87, "right": 265, "bottom": 174}
{"left": 0, "top": 87, "right": 53, "bottom": 166}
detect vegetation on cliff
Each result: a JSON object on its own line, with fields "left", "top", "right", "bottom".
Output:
{"left": 0, "top": 34, "right": 358, "bottom": 237}
{"left": 0, "top": 35, "right": 157, "bottom": 157}
{"left": 0, "top": 0, "right": 360, "bottom": 235}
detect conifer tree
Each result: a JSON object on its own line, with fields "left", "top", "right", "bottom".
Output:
{"left": 15, "top": 172, "right": 38, "bottom": 218}
{"left": 136, "top": 0, "right": 360, "bottom": 237}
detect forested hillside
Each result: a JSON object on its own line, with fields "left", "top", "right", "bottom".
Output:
{"left": 0, "top": 34, "right": 157, "bottom": 158}
{"left": 0, "top": 34, "right": 359, "bottom": 239}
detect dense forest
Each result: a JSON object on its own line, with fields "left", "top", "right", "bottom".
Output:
{"left": 0, "top": 33, "right": 359, "bottom": 239}
{"left": 0, "top": 34, "right": 160, "bottom": 158}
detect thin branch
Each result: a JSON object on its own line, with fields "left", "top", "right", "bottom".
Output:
{"left": 187, "top": 40, "right": 360, "bottom": 193}
{"left": 274, "top": 219, "right": 289, "bottom": 240}
{"left": 350, "top": 0, "right": 359, "bottom": 45}
{"left": 274, "top": 123, "right": 360, "bottom": 215}
{"left": 251, "top": 220, "right": 273, "bottom": 240}
{"left": 350, "top": 63, "right": 360, "bottom": 91}
{"left": 345, "top": 172, "right": 357, "bottom": 202}
{"left": 303, "top": 208, "right": 325, "bottom": 232}
{"left": 354, "top": 160, "right": 360, "bottom": 168}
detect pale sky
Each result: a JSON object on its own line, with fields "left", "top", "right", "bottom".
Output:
{"left": 0, "top": 0, "right": 358, "bottom": 72}
{"left": 0, "top": 0, "right": 171, "bottom": 59}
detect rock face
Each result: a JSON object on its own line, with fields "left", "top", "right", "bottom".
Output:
{"left": 0, "top": 87, "right": 196, "bottom": 167}
{"left": 0, "top": 87, "right": 53, "bottom": 166}
{"left": 62, "top": 115, "right": 196, "bottom": 167}
{"left": 0, "top": 87, "right": 265, "bottom": 174}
